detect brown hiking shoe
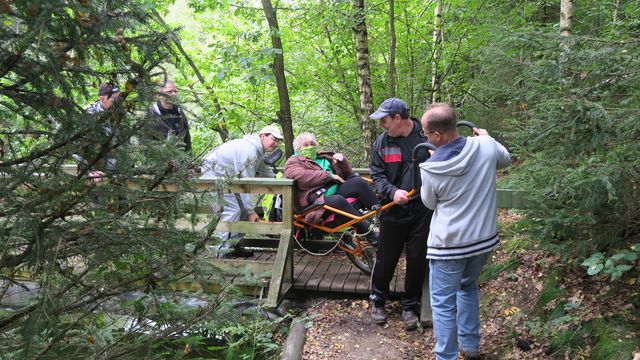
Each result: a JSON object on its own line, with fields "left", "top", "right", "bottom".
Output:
{"left": 370, "top": 304, "right": 388, "bottom": 325}
{"left": 401, "top": 310, "right": 419, "bottom": 331}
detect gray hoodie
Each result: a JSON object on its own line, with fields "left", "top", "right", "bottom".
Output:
{"left": 419, "top": 135, "right": 511, "bottom": 259}
{"left": 201, "top": 134, "right": 275, "bottom": 211}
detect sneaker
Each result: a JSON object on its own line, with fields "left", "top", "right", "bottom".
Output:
{"left": 401, "top": 310, "right": 419, "bottom": 331}
{"left": 370, "top": 304, "right": 388, "bottom": 325}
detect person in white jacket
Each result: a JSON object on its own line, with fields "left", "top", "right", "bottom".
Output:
{"left": 419, "top": 103, "right": 511, "bottom": 360}
{"left": 201, "top": 124, "right": 283, "bottom": 258}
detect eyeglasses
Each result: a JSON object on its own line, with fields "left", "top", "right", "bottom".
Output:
{"left": 269, "top": 134, "right": 281, "bottom": 143}
{"left": 425, "top": 130, "right": 440, "bottom": 135}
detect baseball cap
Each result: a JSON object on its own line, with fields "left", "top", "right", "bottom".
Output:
{"left": 98, "top": 84, "right": 120, "bottom": 97}
{"left": 260, "top": 123, "right": 284, "bottom": 139}
{"left": 369, "top": 98, "right": 409, "bottom": 120}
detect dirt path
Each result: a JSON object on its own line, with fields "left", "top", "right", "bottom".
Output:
{"left": 297, "top": 213, "right": 639, "bottom": 359}
{"left": 300, "top": 246, "right": 551, "bottom": 359}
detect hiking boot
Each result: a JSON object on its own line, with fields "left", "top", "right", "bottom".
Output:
{"left": 366, "top": 229, "right": 379, "bottom": 247}
{"left": 401, "top": 310, "right": 419, "bottom": 331}
{"left": 462, "top": 351, "right": 483, "bottom": 360}
{"left": 218, "top": 246, "right": 254, "bottom": 259}
{"left": 420, "top": 318, "right": 433, "bottom": 328}
{"left": 231, "top": 246, "right": 254, "bottom": 258}
{"left": 370, "top": 304, "right": 388, "bottom": 325}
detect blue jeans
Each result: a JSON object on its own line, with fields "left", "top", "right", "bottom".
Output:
{"left": 429, "top": 252, "right": 491, "bottom": 360}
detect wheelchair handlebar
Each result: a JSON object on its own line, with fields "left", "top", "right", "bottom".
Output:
{"left": 457, "top": 120, "right": 477, "bottom": 130}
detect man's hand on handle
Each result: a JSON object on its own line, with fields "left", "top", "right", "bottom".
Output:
{"left": 393, "top": 189, "right": 410, "bottom": 205}
{"left": 473, "top": 128, "right": 489, "bottom": 136}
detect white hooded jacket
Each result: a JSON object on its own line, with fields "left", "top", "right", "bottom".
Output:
{"left": 419, "top": 135, "right": 511, "bottom": 259}
{"left": 201, "top": 134, "right": 275, "bottom": 211}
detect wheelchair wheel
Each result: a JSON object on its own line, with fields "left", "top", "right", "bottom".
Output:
{"left": 339, "top": 235, "right": 376, "bottom": 275}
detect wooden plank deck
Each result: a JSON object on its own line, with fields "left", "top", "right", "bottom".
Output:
{"left": 167, "top": 249, "right": 404, "bottom": 299}
{"left": 248, "top": 249, "right": 406, "bottom": 296}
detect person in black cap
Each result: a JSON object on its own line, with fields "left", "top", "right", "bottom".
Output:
{"left": 86, "top": 83, "right": 121, "bottom": 114}
{"left": 145, "top": 79, "right": 192, "bottom": 153}
{"left": 368, "top": 97, "right": 434, "bottom": 331}
{"left": 79, "top": 83, "right": 122, "bottom": 181}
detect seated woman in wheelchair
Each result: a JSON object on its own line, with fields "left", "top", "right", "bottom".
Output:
{"left": 283, "top": 132, "right": 379, "bottom": 243}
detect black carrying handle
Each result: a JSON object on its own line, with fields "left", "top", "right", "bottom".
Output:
{"left": 408, "top": 120, "right": 478, "bottom": 201}
{"left": 457, "top": 120, "right": 477, "bottom": 130}
{"left": 411, "top": 142, "right": 438, "bottom": 197}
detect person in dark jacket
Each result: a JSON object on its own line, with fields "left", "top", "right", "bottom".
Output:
{"left": 78, "top": 83, "right": 122, "bottom": 181}
{"left": 145, "top": 80, "right": 192, "bottom": 153}
{"left": 284, "top": 132, "right": 378, "bottom": 240}
{"left": 368, "top": 98, "right": 434, "bottom": 331}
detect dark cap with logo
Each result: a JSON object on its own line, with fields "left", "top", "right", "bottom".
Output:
{"left": 369, "top": 98, "right": 409, "bottom": 120}
{"left": 98, "top": 84, "right": 120, "bottom": 97}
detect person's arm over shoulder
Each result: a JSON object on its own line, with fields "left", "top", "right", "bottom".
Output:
{"left": 370, "top": 139, "right": 398, "bottom": 201}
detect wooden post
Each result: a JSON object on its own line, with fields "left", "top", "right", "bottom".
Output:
{"left": 266, "top": 183, "right": 295, "bottom": 308}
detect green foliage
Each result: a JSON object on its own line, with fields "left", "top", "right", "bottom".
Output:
{"left": 0, "top": 0, "right": 286, "bottom": 358}
{"left": 464, "top": 4, "right": 640, "bottom": 259}
{"left": 581, "top": 244, "right": 639, "bottom": 281}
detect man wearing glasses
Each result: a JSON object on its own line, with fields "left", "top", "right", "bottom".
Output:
{"left": 201, "top": 124, "right": 283, "bottom": 258}
{"left": 145, "top": 79, "right": 192, "bottom": 153}
{"left": 419, "top": 103, "right": 511, "bottom": 360}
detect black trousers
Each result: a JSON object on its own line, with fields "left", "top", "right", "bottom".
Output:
{"left": 336, "top": 176, "right": 378, "bottom": 209}
{"left": 322, "top": 176, "right": 378, "bottom": 229}
{"left": 370, "top": 208, "right": 433, "bottom": 312}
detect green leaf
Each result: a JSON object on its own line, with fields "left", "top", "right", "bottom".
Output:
{"left": 587, "top": 263, "right": 604, "bottom": 275}
{"left": 581, "top": 252, "right": 604, "bottom": 266}
{"left": 615, "top": 264, "right": 633, "bottom": 272}
{"left": 610, "top": 270, "right": 623, "bottom": 282}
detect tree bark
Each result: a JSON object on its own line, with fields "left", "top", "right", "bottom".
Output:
{"left": 430, "top": 0, "right": 443, "bottom": 105}
{"left": 560, "top": 0, "right": 573, "bottom": 37}
{"left": 388, "top": 0, "right": 397, "bottom": 98}
{"left": 353, "top": 0, "right": 375, "bottom": 162}
{"left": 261, "top": 0, "right": 294, "bottom": 157}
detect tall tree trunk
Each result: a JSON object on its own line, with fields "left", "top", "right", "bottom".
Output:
{"left": 559, "top": 0, "right": 573, "bottom": 78}
{"left": 430, "top": 0, "right": 443, "bottom": 105}
{"left": 388, "top": 0, "right": 397, "bottom": 98}
{"left": 261, "top": 0, "right": 294, "bottom": 157}
{"left": 612, "top": 0, "right": 620, "bottom": 25}
{"left": 353, "top": 0, "right": 375, "bottom": 162}
{"left": 560, "top": 0, "right": 573, "bottom": 37}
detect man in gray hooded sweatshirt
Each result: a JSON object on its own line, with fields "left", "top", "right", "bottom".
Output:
{"left": 419, "top": 103, "right": 511, "bottom": 360}
{"left": 201, "top": 124, "right": 283, "bottom": 258}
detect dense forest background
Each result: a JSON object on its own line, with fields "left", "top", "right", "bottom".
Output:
{"left": 1, "top": 0, "right": 638, "bottom": 358}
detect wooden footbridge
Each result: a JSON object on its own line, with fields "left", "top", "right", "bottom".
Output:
{"left": 150, "top": 170, "right": 528, "bottom": 322}
{"left": 56, "top": 166, "right": 528, "bottom": 316}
